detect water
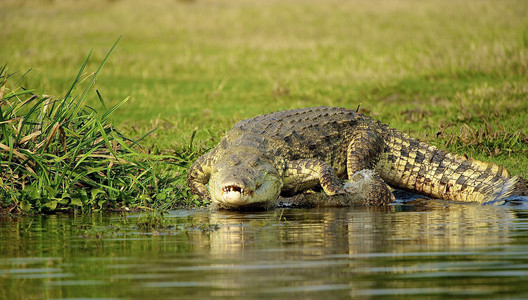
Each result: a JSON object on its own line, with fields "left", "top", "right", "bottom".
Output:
{"left": 1, "top": 200, "right": 528, "bottom": 299}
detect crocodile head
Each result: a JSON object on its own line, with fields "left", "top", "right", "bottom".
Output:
{"left": 208, "top": 152, "right": 282, "bottom": 208}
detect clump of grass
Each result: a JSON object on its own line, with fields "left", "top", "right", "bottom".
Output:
{"left": 0, "top": 43, "right": 187, "bottom": 213}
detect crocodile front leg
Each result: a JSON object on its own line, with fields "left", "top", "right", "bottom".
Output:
{"left": 282, "top": 158, "right": 345, "bottom": 196}
{"left": 282, "top": 159, "right": 392, "bottom": 206}
{"left": 187, "top": 152, "right": 214, "bottom": 200}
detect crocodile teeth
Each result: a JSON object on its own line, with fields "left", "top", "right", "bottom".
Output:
{"left": 223, "top": 185, "right": 248, "bottom": 193}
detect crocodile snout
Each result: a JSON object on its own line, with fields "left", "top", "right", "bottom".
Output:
{"left": 208, "top": 153, "right": 282, "bottom": 208}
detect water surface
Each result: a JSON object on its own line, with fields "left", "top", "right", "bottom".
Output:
{"left": 1, "top": 200, "right": 528, "bottom": 299}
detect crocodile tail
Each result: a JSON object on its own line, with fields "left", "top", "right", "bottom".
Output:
{"left": 377, "top": 130, "right": 519, "bottom": 204}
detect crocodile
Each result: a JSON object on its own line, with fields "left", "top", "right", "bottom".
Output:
{"left": 187, "top": 106, "right": 519, "bottom": 209}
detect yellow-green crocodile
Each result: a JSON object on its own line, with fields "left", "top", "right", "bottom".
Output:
{"left": 187, "top": 107, "right": 518, "bottom": 209}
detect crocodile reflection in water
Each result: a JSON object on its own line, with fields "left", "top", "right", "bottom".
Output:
{"left": 186, "top": 204, "right": 517, "bottom": 257}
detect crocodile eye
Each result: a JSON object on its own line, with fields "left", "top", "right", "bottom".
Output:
{"left": 248, "top": 154, "right": 259, "bottom": 166}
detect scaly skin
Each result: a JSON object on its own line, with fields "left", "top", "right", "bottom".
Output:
{"left": 187, "top": 107, "right": 518, "bottom": 209}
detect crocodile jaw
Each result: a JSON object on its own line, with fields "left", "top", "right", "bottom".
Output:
{"left": 221, "top": 184, "right": 253, "bottom": 204}
{"left": 209, "top": 163, "right": 282, "bottom": 208}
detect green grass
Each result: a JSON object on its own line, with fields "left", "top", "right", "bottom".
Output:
{"left": 1, "top": 0, "right": 527, "bottom": 212}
